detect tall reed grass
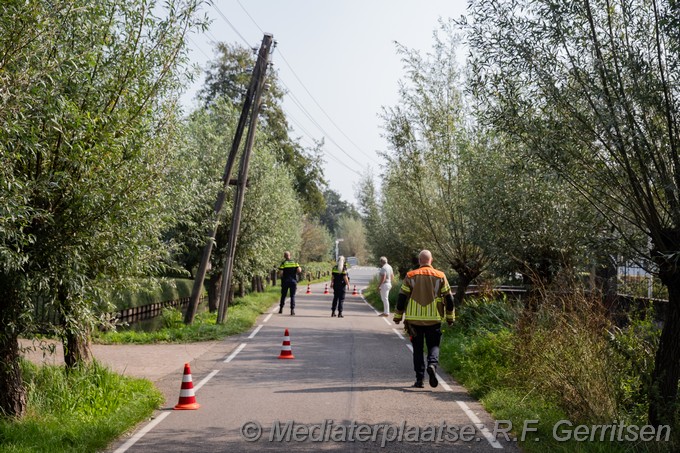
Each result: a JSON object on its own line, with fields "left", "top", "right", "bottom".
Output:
{"left": 0, "top": 360, "right": 162, "bottom": 452}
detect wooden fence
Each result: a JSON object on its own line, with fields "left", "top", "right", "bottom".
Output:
{"left": 109, "top": 297, "right": 196, "bottom": 324}
{"left": 33, "top": 297, "right": 197, "bottom": 327}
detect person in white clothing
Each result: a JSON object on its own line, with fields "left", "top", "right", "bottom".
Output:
{"left": 377, "top": 256, "right": 394, "bottom": 317}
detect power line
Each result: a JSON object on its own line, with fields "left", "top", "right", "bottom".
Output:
{"left": 187, "top": 35, "right": 213, "bottom": 61}
{"left": 283, "top": 107, "right": 363, "bottom": 176}
{"left": 212, "top": 3, "right": 252, "bottom": 48}
{"left": 207, "top": 2, "right": 368, "bottom": 176}
{"left": 276, "top": 50, "right": 378, "bottom": 164}
{"left": 236, "top": 0, "right": 265, "bottom": 34}
{"left": 284, "top": 107, "right": 361, "bottom": 175}
{"left": 233, "top": 0, "right": 378, "bottom": 167}
{"left": 205, "top": 29, "right": 220, "bottom": 46}
{"left": 282, "top": 109, "right": 318, "bottom": 143}
{"left": 279, "top": 78, "right": 364, "bottom": 168}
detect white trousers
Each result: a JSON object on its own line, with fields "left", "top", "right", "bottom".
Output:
{"left": 379, "top": 284, "right": 392, "bottom": 314}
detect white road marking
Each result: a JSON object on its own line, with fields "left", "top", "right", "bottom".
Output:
{"left": 113, "top": 349, "right": 240, "bottom": 452}
{"left": 113, "top": 412, "right": 170, "bottom": 453}
{"left": 435, "top": 372, "right": 452, "bottom": 391}
{"left": 248, "top": 325, "right": 263, "bottom": 339}
{"left": 263, "top": 313, "right": 273, "bottom": 323}
{"left": 194, "top": 370, "right": 219, "bottom": 392}
{"left": 456, "top": 401, "right": 504, "bottom": 449}
{"left": 224, "top": 343, "right": 247, "bottom": 363}
{"left": 402, "top": 329, "right": 502, "bottom": 448}
{"left": 392, "top": 328, "right": 405, "bottom": 341}
{"left": 360, "top": 296, "right": 378, "bottom": 311}
{"left": 360, "top": 294, "right": 393, "bottom": 326}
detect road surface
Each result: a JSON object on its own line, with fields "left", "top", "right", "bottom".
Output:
{"left": 107, "top": 266, "right": 521, "bottom": 452}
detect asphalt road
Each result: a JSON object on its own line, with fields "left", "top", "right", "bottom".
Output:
{"left": 107, "top": 267, "right": 521, "bottom": 453}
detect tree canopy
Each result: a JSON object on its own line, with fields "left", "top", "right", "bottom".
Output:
{"left": 465, "top": 0, "right": 680, "bottom": 426}
{"left": 0, "top": 0, "right": 207, "bottom": 417}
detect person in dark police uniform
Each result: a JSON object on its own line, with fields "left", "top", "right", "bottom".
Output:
{"left": 278, "top": 251, "right": 301, "bottom": 315}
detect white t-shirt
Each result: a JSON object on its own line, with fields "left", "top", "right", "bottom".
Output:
{"left": 379, "top": 264, "right": 394, "bottom": 286}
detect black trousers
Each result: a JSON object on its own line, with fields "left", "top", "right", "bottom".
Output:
{"left": 280, "top": 282, "right": 297, "bottom": 309}
{"left": 410, "top": 324, "right": 441, "bottom": 380}
{"left": 331, "top": 287, "right": 346, "bottom": 313}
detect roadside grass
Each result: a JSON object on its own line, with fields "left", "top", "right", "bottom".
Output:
{"left": 0, "top": 360, "right": 162, "bottom": 453}
{"left": 94, "top": 285, "right": 282, "bottom": 344}
{"left": 442, "top": 325, "right": 673, "bottom": 453}
{"left": 439, "top": 296, "right": 677, "bottom": 453}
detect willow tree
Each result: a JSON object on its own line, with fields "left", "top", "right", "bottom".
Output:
{"left": 467, "top": 131, "right": 608, "bottom": 287}
{"left": 299, "top": 216, "right": 333, "bottom": 263}
{"left": 466, "top": 0, "right": 680, "bottom": 426}
{"left": 0, "top": 0, "right": 206, "bottom": 417}
{"left": 381, "top": 22, "right": 489, "bottom": 304}
{"left": 230, "top": 143, "right": 303, "bottom": 293}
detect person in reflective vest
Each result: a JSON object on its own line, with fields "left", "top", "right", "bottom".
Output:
{"left": 330, "top": 256, "right": 350, "bottom": 318}
{"left": 393, "top": 250, "right": 455, "bottom": 388}
{"left": 278, "top": 251, "right": 301, "bottom": 315}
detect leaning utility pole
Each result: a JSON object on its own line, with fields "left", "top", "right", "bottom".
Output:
{"left": 184, "top": 33, "right": 273, "bottom": 325}
{"left": 216, "top": 33, "right": 273, "bottom": 324}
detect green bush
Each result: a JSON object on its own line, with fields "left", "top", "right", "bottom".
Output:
{"left": 440, "top": 326, "right": 514, "bottom": 398}
{"left": 455, "top": 294, "right": 522, "bottom": 332}
{"left": 607, "top": 304, "right": 661, "bottom": 424}
{"left": 514, "top": 297, "right": 619, "bottom": 422}
{"left": 300, "top": 261, "right": 334, "bottom": 281}
{"left": 161, "top": 306, "right": 184, "bottom": 329}
{"left": 109, "top": 278, "right": 197, "bottom": 311}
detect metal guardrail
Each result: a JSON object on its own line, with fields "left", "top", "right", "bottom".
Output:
{"left": 458, "top": 285, "right": 528, "bottom": 296}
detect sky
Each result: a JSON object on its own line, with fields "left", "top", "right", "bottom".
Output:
{"left": 181, "top": 0, "right": 469, "bottom": 206}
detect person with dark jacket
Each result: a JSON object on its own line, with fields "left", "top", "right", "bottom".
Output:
{"left": 393, "top": 250, "right": 455, "bottom": 388}
{"left": 330, "top": 256, "right": 350, "bottom": 318}
{"left": 278, "top": 251, "right": 301, "bottom": 315}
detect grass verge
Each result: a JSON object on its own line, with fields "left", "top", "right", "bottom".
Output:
{"left": 0, "top": 360, "right": 162, "bottom": 453}
{"left": 439, "top": 296, "right": 677, "bottom": 453}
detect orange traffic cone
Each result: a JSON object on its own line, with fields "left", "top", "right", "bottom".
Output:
{"left": 306, "top": 284, "right": 311, "bottom": 294}
{"left": 174, "top": 363, "right": 200, "bottom": 410}
{"left": 278, "top": 329, "right": 295, "bottom": 359}
{"left": 352, "top": 285, "right": 358, "bottom": 296}
{"left": 323, "top": 284, "right": 329, "bottom": 294}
